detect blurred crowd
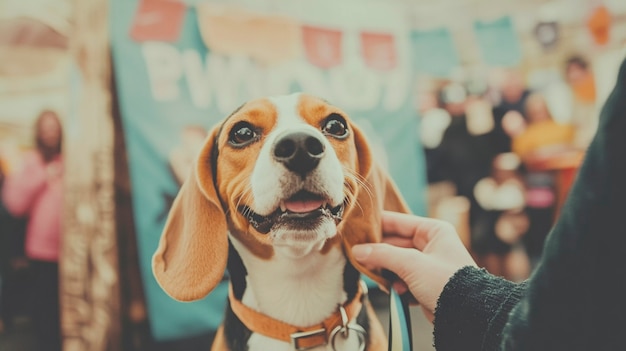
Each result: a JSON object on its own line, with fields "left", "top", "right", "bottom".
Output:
{"left": 421, "top": 55, "right": 597, "bottom": 282}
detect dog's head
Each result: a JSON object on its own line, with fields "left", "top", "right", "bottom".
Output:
{"left": 153, "top": 93, "right": 410, "bottom": 301}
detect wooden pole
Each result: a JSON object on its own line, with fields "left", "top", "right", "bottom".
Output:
{"left": 60, "top": 0, "right": 120, "bottom": 349}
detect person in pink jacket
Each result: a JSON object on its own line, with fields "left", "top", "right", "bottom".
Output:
{"left": 2, "top": 110, "right": 63, "bottom": 351}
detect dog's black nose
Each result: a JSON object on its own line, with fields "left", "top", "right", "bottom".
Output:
{"left": 273, "top": 132, "right": 325, "bottom": 176}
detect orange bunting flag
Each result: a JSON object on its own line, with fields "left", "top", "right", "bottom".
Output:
{"left": 587, "top": 5, "right": 611, "bottom": 46}
{"left": 196, "top": 4, "right": 301, "bottom": 65}
{"left": 360, "top": 32, "right": 397, "bottom": 71}
{"left": 302, "top": 26, "right": 343, "bottom": 69}
{"left": 130, "top": 0, "right": 187, "bottom": 42}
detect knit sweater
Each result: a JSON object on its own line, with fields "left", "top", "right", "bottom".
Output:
{"left": 432, "top": 57, "right": 626, "bottom": 351}
{"left": 434, "top": 267, "right": 526, "bottom": 350}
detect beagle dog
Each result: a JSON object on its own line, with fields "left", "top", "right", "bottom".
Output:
{"left": 153, "top": 93, "right": 410, "bottom": 351}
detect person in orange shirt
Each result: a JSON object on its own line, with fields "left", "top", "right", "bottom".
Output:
{"left": 511, "top": 94, "right": 575, "bottom": 261}
{"left": 512, "top": 93, "right": 575, "bottom": 162}
{"left": 566, "top": 56, "right": 596, "bottom": 104}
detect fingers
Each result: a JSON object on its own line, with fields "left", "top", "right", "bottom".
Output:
{"left": 352, "top": 243, "right": 422, "bottom": 283}
{"left": 382, "top": 235, "right": 414, "bottom": 248}
{"left": 382, "top": 211, "right": 456, "bottom": 251}
{"left": 392, "top": 280, "right": 409, "bottom": 295}
{"left": 392, "top": 281, "right": 419, "bottom": 306}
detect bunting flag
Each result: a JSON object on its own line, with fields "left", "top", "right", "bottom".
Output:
{"left": 130, "top": 0, "right": 186, "bottom": 42}
{"left": 587, "top": 5, "right": 612, "bottom": 46}
{"left": 473, "top": 16, "right": 522, "bottom": 67}
{"left": 410, "top": 28, "right": 460, "bottom": 78}
{"left": 111, "top": 0, "right": 426, "bottom": 341}
{"left": 196, "top": 3, "right": 301, "bottom": 65}
{"left": 302, "top": 25, "right": 344, "bottom": 68}
{"left": 360, "top": 31, "right": 397, "bottom": 71}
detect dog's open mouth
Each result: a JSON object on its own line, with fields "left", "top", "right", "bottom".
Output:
{"left": 238, "top": 190, "right": 344, "bottom": 234}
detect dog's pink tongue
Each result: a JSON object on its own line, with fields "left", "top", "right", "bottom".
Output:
{"left": 284, "top": 199, "right": 324, "bottom": 213}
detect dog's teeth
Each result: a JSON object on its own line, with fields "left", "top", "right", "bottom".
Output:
{"left": 280, "top": 201, "right": 287, "bottom": 212}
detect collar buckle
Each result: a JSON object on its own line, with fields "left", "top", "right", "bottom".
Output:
{"left": 291, "top": 328, "right": 327, "bottom": 351}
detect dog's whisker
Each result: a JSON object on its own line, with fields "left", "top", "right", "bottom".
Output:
{"left": 344, "top": 167, "right": 374, "bottom": 204}
{"left": 340, "top": 180, "right": 366, "bottom": 216}
{"left": 234, "top": 183, "right": 254, "bottom": 215}
{"left": 342, "top": 180, "right": 358, "bottom": 207}
{"left": 351, "top": 171, "right": 373, "bottom": 196}
{"left": 342, "top": 171, "right": 375, "bottom": 219}
{"left": 355, "top": 177, "right": 375, "bottom": 204}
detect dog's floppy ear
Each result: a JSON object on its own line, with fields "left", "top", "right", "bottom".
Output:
{"left": 152, "top": 125, "right": 228, "bottom": 302}
{"left": 341, "top": 123, "right": 411, "bottom": 291}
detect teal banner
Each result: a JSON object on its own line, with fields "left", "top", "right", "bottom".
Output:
{"left": 474, "top": 16, "right": 523, "bottom": 67}
{"left": 111, "top": 0, "right": 426, "bottom": 341}
{"left": 411, "top": 28, "right": 460, "bottom": 78}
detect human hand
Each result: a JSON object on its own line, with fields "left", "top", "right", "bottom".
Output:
{"left": 352, "top": 211, "right": 476, "bottom": 321}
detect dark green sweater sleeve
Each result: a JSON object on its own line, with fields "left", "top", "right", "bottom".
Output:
{"left": 433, "top": 266, "right": 527, "bottom": 351}
{"left": 433, "top": 57, "right": 626, "bottom": 351}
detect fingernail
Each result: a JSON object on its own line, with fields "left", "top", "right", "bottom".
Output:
{"left": 352, "top": 245, "right": 373, "bottom": 261}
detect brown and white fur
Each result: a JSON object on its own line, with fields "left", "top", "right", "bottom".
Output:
{"left": 152, "top": 93, "right": 410, "bottom": 350}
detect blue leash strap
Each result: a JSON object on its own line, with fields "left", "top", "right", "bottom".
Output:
{"left": 388, "top": 289, "right": 413, "bottom": 351}
{"left": 385, "top": 272, "right": 413, "bottom": 351}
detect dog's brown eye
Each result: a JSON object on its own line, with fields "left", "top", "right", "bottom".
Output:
{"left": 322, "top": 114, "right": 348, "bottom": 139}
{"left": 229, "top": 122, "right": 258, "bottom": 146}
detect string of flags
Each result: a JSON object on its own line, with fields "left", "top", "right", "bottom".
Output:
{"left": 128, "top": 0, "right": 618, "bottom": 77}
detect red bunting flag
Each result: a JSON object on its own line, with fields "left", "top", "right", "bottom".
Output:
{"left": 130, "top": 0, "right": 186, "bottom": 42}
{"left": 302, "top": 25, "right": 343, "bottom": 69}
{"left": 360, "top": 32, "right": 397, "bottom": 71}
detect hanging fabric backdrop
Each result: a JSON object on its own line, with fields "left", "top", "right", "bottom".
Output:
{"left": 111, "top": 0, "right": 427, "bottom": 341}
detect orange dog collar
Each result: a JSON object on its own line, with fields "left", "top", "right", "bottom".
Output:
{"left": 228, "top": 281, "right": 367, "bottom": 350}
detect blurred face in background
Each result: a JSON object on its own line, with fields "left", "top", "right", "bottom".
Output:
{"left": 500, "top": 70, "right": 525, "bottom": 104}
{"left": 492, "top": 152, "right": 521, "bottom": 183}
{"left": 525, "top": 94, "right": 552, "bottom": 124}
{"left": 444, "top": 101, "right": 466, "bottom": 117}
{"left": 566, "top": 61, "right": 588, "bottom": 85}
{"left": 502, "top": 110, "right": 527, "bottom": 137}
{"left": 36, "top": 110, "right": 62, "bottom": 161}
{"left": 441, "top": 83, "right": 467, "bottom": 117}
{"left": 565, "top": 57, "right": 596, "bottom": 103}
